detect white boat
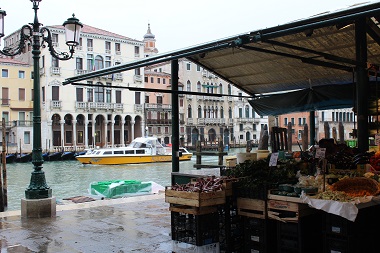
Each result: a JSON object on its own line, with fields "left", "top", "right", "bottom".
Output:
{"left": 75, "top": 137, "right": 193, "bottom": 165}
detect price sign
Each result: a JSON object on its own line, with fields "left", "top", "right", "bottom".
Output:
{"left": 315, "top": 148, "right": 326, "bottom": 159}
{"left": 375, "top": 134, "right": 380, "bottom": 146}
{"left": 269, "top": 152, "right": 279, "bottom": 167}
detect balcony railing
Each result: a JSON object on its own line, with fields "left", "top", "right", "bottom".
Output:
{"left": 75, "top": 69, "right": 88, "bottom": 75}
{"left": 12, "top": 120, "right": 33, "bottom": 127}
{"left": 115, "top": 73, "right": 123, "bottom": 80}
{"left": 134, "top": 104, "right": 143, "bottom": 111}
{"left": 50, "top": 67, "right": 61, "bottom": 75}
{"left": 134, "top": 75, "right": 143, "bottom": 82}
{"left": 1, "top": 98, "right": 10, "bottom": 106}
{"left": 105, "top": 49, "right": 111, "bottom": 54}
{"left": 187, "top": 118, "right": 194, "bottom": 124}
{"left": 75, "top": 102, "right": 123, "bottom": 111}
{"left": 51, "top": 100, "right": 62, "bottom": 109}
{"left": 145, "top": 103, "right": 172, "bottom": 110}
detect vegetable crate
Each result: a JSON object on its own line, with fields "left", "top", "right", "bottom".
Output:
{"left": 242, "top": 216, "right": 277, "bottom": 253}
{"left": 165, "top": 187, "right": 226, "bottom": 207}
{"left": 267, "top": 200, "right": 317, "bottom": 222}
{"left": 171, "top": 211, "right": 219, "bottom": 246}
{"left": 218, "top": 196, "right": 243, "bottom": 253}
{"left": 237, "top": 197, "right": 266, "bottom": 219}
{"left": 276, "top": 212, "right": 324, "bottom": 253}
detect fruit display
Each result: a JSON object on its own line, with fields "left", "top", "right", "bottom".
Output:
{"left": 330, "top": 177, "right": 380, "bottom": 197}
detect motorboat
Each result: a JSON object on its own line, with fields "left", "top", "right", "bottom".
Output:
{"left": 75, "top": 137, "right": 193, "bottom": 165}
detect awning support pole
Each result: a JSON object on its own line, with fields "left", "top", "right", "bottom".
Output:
{"left": 355, "top": 17, "right": 369, "bottom": 152}
{"left": 171, "top": 60, "right": 180, "bottom": 175}
{"left": 310, "top": 111, "right": 316, "bottom": 146}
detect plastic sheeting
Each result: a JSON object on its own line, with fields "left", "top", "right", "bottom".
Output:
{"left": 248, "top": 84, "right": 355, "bottom": 116}
{"left": 89, "top": 180, "right": 154, "bottom": 198}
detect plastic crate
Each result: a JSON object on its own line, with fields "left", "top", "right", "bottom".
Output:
{"left": 171, "top": 211, "right": 219, "bottom": 246}
{"left": 242, "top": 217, "right": 277, "bottom": 253}
{"left": 172, "top": 241, "right": 220, "bottom": 253}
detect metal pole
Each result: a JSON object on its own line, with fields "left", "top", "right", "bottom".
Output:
{"left": 25, "top": 1, "right": 51, "bottom": 199}
{"left": 355, "top": 17, "right": 369, "bottom": 152}
{"left": 171, "top": 59, "right": 179, "bottom": 174}
{"left": 2, "top": 118, "right": 6, "bottom": 209}
{"left": 309, "top": 111, "right": 316, "bottom": 145}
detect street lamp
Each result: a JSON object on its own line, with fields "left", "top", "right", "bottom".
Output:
{"left": 0, "top": 1, "right": 82, "bottom": 201}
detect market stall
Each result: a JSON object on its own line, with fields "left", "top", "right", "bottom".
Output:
{"left": 165, "top": 142, "right": 380, "bottom": 253}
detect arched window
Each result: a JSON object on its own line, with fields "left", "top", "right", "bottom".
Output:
{"left": 229, "top": 107, "right": 232, "bottom": 118}
{"left": 187, "top": 80, "right": 191, "bottom": 91}
{"left": 220, "top": 106, "right": 224, "bottom": 119}
{"left": 228, "top": 84, "right": 232, "bottom": 95}
{"left": 245, "top": 105, "right": 250, "bottom": 118}
{"left": 215, "top": 106, "right": 218, "bottom": 119}
{"left": 198, "top": 106, "right": 202, "bottom": 118}
{"left": 219, "top": 83, "right": 223, "bottom": 94}
{"left": 203, "top": 106, "right": 207, "bottom": 118}
{"left": 94, "top": 82, "right": 104, "bottom": 102}
{"left": 208, "top": 106, "right": 211, "bottom": 118}
{"left": 95, "top": 55, "right": 104, "bottom": 70}
{"left": 197, "top": 82, "right": 201, "bottom": 92}
{"left": 187, "top": 105, "right": 192, "bottom": 118}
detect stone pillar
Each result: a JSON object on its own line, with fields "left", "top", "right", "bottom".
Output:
{"left": 131, "top": 121, "right": 135, "bottom": 140}
{"left": 111, "top": 120, "right": 115, "bottom": 147}
{"left": 84, "top": 119, "right": 88, "bottom": 148}
{"left": 103, "top": 121, "right": 108, "bottom": 148}
{"left": 72, "top": 119, "right": 77, "bottom": 148}
{"left": 121, "top": 120, "right": 125, "bottom": 146}
{"left": 60, "top": 120, "right": 65, "bottom": 148}
{"left": 92, "top": 120, "right": 95, "bottom": 147}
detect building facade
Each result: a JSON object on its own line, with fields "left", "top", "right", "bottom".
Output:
{"left": 0, "top": 57, "right": 33, "bottom": 153}
{"left": 4, "top": 24, "right": 146, "bottom": 151}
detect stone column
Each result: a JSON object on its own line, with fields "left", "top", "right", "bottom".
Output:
{"left": 92, "top": 120, "right": 95, "bottom": 147}
{"left": 84, "top": 119, "right": 88, "bottom": 148}
{"left": 103, "top": 121, "right": 108, "bottom": 148}
{"left": 60, "top": 120, "right": 65, "bottom": 149}
{"left": 121, "top": 120, "right": 125, "bottom": 146}
{"left": 72, "top": 119, "right": 77, "bottom": 149}
{"left": 111, "top": 120, "right": 115, "bottom": 147}
{"left": 131, "top": 121, "right": 135, "bottom": 140}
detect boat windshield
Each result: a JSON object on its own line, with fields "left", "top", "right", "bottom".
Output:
{"left": 128, "top": 141, "right": 148, "bottom": 148}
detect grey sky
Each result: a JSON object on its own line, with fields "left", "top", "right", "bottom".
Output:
{"left": 0, "top": 0, "right": 373, "bottom": 53}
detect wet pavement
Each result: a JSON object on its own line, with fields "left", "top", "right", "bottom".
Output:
{"left": 0, "top": 193, "right": 173, "bottom": 253}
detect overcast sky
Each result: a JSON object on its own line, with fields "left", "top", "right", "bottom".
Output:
{"left": 0, "top": 0, "right": 375, "bottom": 53}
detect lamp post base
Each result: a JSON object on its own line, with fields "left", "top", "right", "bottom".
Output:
{"left": 21, "top": 197, "right": 56, "bottom": 218}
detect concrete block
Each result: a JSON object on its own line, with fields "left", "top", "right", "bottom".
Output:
{"left": 21, "top": 197, "right": 56, "bottom": 218}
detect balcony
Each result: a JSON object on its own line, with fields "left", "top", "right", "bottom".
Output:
{"left": 228, "top": 118, "right": 234, "bottom": 125}
{"left": 134, "top": 75, "right": 143, "bottom": 83}
{"left": 51, "top": 100, "right": 62, "bottom": 109}
{"left": 101, "top": 74, "right": 113, "bottom": 80}
{"left": 186, "top": 95, "right": 193, "bottom": 99}
{"left": 50, "top": 67, "right": 61, "bottom": 75}
{"left": 105, "top": 49, "right": 111, "bottom": 54}
{"left": 116, "top": 51, "right": 121, "bottom": 55}
{"left": 12, "top": 120, "right": 33, "bottom": 127}
{"left": 87, "top": 47, "right": 93, "bottom": 51}
{"left": 76, "top": 102, "right": 123, "bottom": 111}
{"left": 145, "top": 103, "right": 172, "bottom": 110}
{"left": 187, "top": 118, "right": 194, "bottom": 125}
{"left": 76, "top": 45, "right": 83, "bottom": 51}
{"left": 115, "top": 73, "right": 123, "bottom": 80}
{"left": 134, "top": 53, "right": 140, "bottom": 58}
{"left": 75, "top": 69, "right": 88, "bottom": 76}
{"left": 39, "top": 67, "right": 45, "bottom": 76}
{"left": 134, "top": 104, "right": 143, "bottom": 111}
{"left": 197, "top": 118, "right": 205, "bottom": 125}
{"left": 1, "top": 98, "right": 10, "bottom": 106}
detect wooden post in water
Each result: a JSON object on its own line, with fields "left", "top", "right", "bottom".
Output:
{"left": 196, "top": 141, "right": 201, "bottom": 170}
{"left": 1, "top": 118, "right": 7, "bottom": 211}
{"left": 218, "top": 139, "right": 224, "bottom": 166}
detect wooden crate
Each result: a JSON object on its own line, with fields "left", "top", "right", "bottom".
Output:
{"left": 237, "top": 197, "right": 266, "bottom": 219}
{"left": 223, "top": 180, "right": 234, "bottom": 197}
{"left": 169, "top": 204, "right": 218, "bottom": 215}
{"left": 165, "top": 187, "right": 226, "bottom": 207}
{"left": 267, "top": 199, "right": 317, "bottom": 223}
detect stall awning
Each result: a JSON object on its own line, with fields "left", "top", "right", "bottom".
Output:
{"left": 248, "top": 83, "right": 355, "bottom": 116}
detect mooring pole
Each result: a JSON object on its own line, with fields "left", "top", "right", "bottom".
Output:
{"left": 171, "top": 59, "right": 180, "bottom": 174}
{"left": 1, "top": 118, "right": 7, "bottom": 211}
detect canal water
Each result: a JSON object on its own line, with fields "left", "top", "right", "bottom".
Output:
{"left": 5, "top": 148, "right": 247, "bottom": 211}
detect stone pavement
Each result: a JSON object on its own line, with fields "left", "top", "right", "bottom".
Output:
{"left": 0, "top": 193, "right": 174, "bottom": 253}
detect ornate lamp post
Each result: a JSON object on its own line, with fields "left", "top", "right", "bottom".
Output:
{"left": 0, "top": 1, "right": 82, "bottom": 208}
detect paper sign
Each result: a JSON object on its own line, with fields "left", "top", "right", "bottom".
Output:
{"left": 315, "top": 148, "right": 326, "bottom": 159}
{"left": 376, "top": 134, "right": 380, "bottom": 146}
{"left": 269, "top": 152, "right": 279, "bottom": 167}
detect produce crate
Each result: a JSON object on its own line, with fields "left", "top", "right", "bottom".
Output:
{"left": 171, "top": 211, "right": 219, "bottom": 246}
{"left": 237, "top": 197, "right": 266, "bottom": 219}
{"left": 165, "top": 187, "right": 226, "bottom": 207}
{"left": 169, "top": 204, "right": 217, "bottom": 215}
{"left": 218, "top": 196, "right": 243, "bottom": 253}
{"left": 172, "top": 241, "right": 220, "bottom": 253}
{"left": 267, "top": 200, "right": 317, "bottom": 222}
{"left": 242, "top": 216, "right": 277, "bottom": 253}
{"left": 276, "top": 212, "right": 324, "bottom": 253}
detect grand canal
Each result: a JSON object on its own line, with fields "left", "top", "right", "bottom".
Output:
{"left": 4, "top": 148, "right": 246, "bottom": 211}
